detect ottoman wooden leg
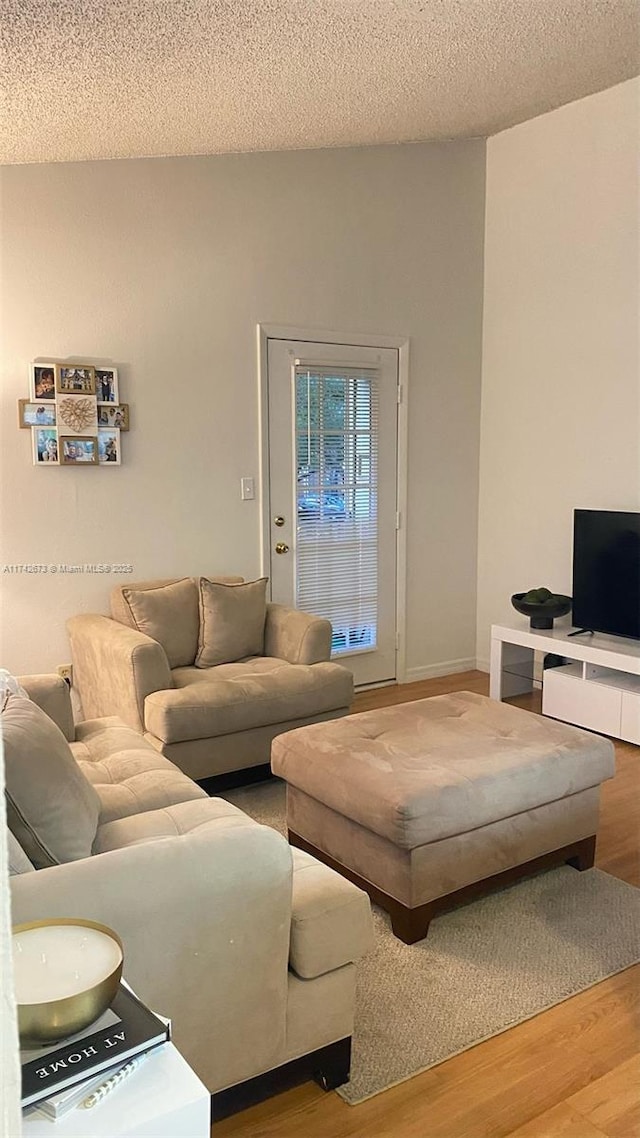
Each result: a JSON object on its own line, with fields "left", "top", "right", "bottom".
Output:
{"left": 565, "top": 834, "right": 596, "bottom": 871}
{"left": 386, "top": 833, "right": 596, "bottom": 944}
{"left": 289, "top": 829, "right": 434, "bottom": 944}
{"left": 388, "top": 901, "right": 434, "bottom": 945}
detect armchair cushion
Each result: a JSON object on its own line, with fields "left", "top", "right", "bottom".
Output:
{"left": 122, "top": 578, "right": 198, "bottom": 668}
{"left": 145, "top": 659, "right": 354, "bottom": 744}
{"left": 3, "top": 695, "right": 100, "bottom": 867}
{"left": 196, "top": 577, "right": 268, "bottom": 667}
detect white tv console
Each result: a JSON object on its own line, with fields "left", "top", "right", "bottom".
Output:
{"left": 490, "top": 622, "right": 640, "bottom": 745}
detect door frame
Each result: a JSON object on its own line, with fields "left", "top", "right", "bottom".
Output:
{"left": 257, "top": 323, "right": 410, "bottom": 685}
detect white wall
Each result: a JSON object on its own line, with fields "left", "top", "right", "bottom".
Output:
{"left": 0, "top": 141, "right": 486, "bottom": 680}
{"left": 477, "top": 78, "right": 640, "bottom": 667}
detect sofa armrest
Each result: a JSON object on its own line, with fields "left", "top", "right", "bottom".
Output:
{"left": 67, "top": 614, "right": 173, "bottom": 733}
{"left": 265, "top": 603, "right": 332, "bottom": 664}
{"left": 17, "top": 673, "right": 75, "bottom": 741}
{"left": 11, "top": 820, "right": 293, "bottom": 1094}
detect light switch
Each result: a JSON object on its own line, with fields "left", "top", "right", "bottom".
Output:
{"left": 241, "top": 477, "right": 255, "bottom": 501}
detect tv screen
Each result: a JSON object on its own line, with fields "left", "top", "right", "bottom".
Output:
{"left": 572, "top": 509, "right": 640, "bottom": 640}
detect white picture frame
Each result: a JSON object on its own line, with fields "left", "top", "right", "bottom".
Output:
{"left": 32, "top": 427, "right": 59, "bottom": 465}
{"left": 30, "top": 364, "right": 57, "bottom": 402}
{"left": 96, "top": 368, "right": 119, "bottom": 405}
{"left": 98, "top": 427, "right": 121, "bottom": 465}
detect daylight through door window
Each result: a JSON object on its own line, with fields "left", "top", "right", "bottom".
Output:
{"left": 294, "top": 365, "right": 379, "bottom": 655}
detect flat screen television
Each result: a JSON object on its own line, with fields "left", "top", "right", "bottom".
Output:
{"left": 572, "top": 509, "right": 640, "bottom": 641}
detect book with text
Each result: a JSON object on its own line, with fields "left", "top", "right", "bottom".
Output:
{"left": 21, "top": 984, "right": 170, "bottom": 1108}
{"left": 27, "top": 1060, "right": 130, "bottom": 1120}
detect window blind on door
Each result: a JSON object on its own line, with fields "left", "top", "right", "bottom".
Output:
{"left": 294, "top": 363, "right": 380, "bottom": 656}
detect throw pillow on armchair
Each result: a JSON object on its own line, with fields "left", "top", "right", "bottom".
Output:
{"left": 195, "top": 577, "right": 269, "bottom": 667}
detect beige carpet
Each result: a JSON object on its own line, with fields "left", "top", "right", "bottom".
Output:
{"left": 223, "top": 780, "right": 640, "bottom": 1105}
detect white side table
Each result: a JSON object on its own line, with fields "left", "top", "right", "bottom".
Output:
{"left": 21, "top": 1043, "right": 210, "bottom": 1138}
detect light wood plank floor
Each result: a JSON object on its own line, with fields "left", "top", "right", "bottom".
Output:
{"left": 215, "top": 672, "right": 640, "bottom": 1138}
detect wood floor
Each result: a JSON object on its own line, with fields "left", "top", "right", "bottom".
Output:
{"left": 214, "top": 672, "right": 640, "bottom": 1138}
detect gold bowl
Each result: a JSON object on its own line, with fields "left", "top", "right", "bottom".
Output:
{"left": 12, "top": 918, "right": 123, "bottom": 1047}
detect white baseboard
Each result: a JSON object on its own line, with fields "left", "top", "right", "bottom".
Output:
{"left": 476, "top": 656, "right": 490, "bottom": 675}
{"left": 403, "top": 657, "right": 478, "bottom": 684}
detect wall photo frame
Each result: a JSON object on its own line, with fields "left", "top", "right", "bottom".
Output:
{"left": 19, "top": 400, "right": 56, "bottom": 428}
{"left": 57, "top": 365, "right": 96, "bottom": 395}
{"left": 30, "top": 364, "right": 57, "bottom": 402}
{"left": 98, "top": 427, "right": 121, "bottom": 464}
{"left": 60, "top": 435, "right": 98, "bottom": 465}
{"left": 97, "top": 403, "right": 129, "bottom": 430}
{"left": 22, "top": 360, "right": 127, "bottom": 466}
{"left": 96, "top": 368, "right": 119, "bottom": 404}
{"left": 32, "top": 428, "right": 59, "bottom": 464}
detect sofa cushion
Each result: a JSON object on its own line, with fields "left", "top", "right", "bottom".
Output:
{"left": 8, "top": 831, "right": 35, "bottom": 876}
{"left": 71, "top": 718, "right": 206, "bottom": 822}
{"left": 2, "top": 695, "right": 100, "bottom": 867}
{"left": 144, "top": 659, "right": 353, "bottom": 744}
{"left": 72, "top": 717, "right": 159, "bottom": 759}
{"left": 195, "top": 577, "right": 268, "bottom": 668}
{"left": 17, "top": 673, "right": 75, "bottom": 741}
{"left": 121, "top": 578, "right": 199, "bottom": 668}
{"left": 93, "top": 796, "right": 262, "bottom": 853}
{"left": 289, "top": 848, "right": 373, "bottom": 979}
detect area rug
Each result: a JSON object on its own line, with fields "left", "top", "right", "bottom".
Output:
{"left": 223, "top": 780, "right": 640, "bottom": 1104}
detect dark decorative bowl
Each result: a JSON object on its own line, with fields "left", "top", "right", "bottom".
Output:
{"left": 511, "top": 592, "right": 572, "bottom": 630}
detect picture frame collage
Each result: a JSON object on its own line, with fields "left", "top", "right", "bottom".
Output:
{"left": 20, "top": 363, "right": 129, "bottom": 467}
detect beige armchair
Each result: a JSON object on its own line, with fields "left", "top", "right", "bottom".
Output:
{"left": 67, "top": 576, "right": 353, "bottom": 784}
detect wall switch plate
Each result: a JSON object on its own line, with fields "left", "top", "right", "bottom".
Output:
{"left": 57, "top": 664, "right": 73, "bottom": 686}
{"left": 241, "top": 477, "right": 255, "bottom": 501}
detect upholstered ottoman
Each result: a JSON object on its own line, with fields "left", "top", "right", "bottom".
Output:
{"left": 271, "top": 691, "right": 616, "bottom": 943}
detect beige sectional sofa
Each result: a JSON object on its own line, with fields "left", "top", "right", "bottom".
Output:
{"left": 67, "top": 575, "right": 353, "bottom": 784}
{"left": 6, "top": 675, "right": 373, "bottom": 1117}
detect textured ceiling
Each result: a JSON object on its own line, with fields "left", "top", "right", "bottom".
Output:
{"left": 1, "top": 0, "right": 639, "bottom": 165}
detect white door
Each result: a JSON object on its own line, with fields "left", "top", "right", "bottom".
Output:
{"left": 267, "top": 338, "right": 398, "bottom": 686}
